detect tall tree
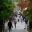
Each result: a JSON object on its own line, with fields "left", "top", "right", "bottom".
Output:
{"left": 0, "top": 0, "right": 15, "bottom": 20}
{"left": 0, "top": 0, "right": 15, "bottom": 32}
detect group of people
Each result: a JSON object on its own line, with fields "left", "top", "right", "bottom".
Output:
{"left": 8, "top": 15, "right": 29, "bottom": 32}
{"left": 8, "top": 16, "right": 17, "bottom": 32}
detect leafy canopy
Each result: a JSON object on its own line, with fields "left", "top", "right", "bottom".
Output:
{"left": 0, "top": 0, "right": 15, "bottom": 20}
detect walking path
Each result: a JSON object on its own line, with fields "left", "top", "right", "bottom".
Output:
{"left": 4, "top": 21, "right": 28, "bottom": 32}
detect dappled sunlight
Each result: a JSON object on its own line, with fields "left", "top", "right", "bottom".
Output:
{"left": 23, "top": 7, "right": 28, "bottom": 10}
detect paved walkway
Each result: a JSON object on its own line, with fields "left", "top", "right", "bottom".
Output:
{"left": 4, "top": 21, "right": 28, "bottom": 32}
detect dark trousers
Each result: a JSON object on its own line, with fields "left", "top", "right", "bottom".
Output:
{"left": 9, "top": 27, "right": 12, "bottom": 32}
{"left": 14, "top": 23, "right": 16, "bottom": 28}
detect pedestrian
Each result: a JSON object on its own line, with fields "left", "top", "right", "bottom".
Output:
{"left": 20, "top": 16, "right": 23, "bottom": 23}
{"left": 25, "top": 17, "right": 28, "bottom": 24}
{"left": 24, "top": 17, "right": 28, "bottom": 30}
{"left": 14, "top": 21, "right": 17, "bottom": 28}
{"left": 18, "top": 19, "right": 19, "bottom": 22}
{"left": 22, "top": 16, "right": 25, "bottom": 20}
{"left": 8, "top": 18, "right": 13, "bottom": 32}
{"left": 13, "top": 15, "right": 17, "bottom": 28}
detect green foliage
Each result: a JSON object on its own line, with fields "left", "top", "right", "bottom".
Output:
{"left": 0, "top": 0, "right": 15, "bottom": 20}
{"left": 29, "top": 0, "right": 32, "bottom": 3}
{"left": 12, "top": 0, "right": 19, "bottom": 2}
{"left": 23, "top": 8, "right": 32, "bottom": 29}
{"left": 23, "top": 8, "right": 32, "bottom": 21}
{"left": 27, "top": 9, "right": 32, "bottom": 21}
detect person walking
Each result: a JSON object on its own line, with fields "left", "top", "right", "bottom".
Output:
{"left": 18, "top": 19, "right": 19, "bottom": 22}
{"left": 14, "top": 21, "right": 17, "bottom": 28}
{"left": 8, "top": 18, "right": 13, "bottom": 32}
{"left": 13, "top": 15, "right": 17, "bottom": 28}
{"left": 24, "top": 17, "right": 28, "bottom": 31}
